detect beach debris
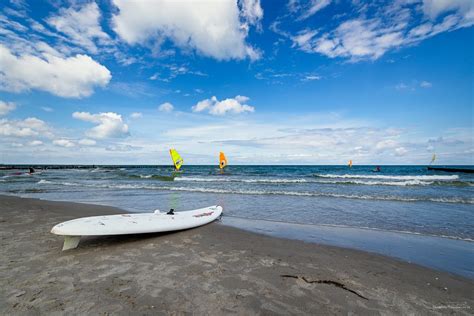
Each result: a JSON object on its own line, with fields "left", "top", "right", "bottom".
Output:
{"left": 280, "top": 274, "right": 368, "bottom": 300}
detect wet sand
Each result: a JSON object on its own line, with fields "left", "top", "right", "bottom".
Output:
{"left": 0, "top": 195, "right": 472, "bottom": 314}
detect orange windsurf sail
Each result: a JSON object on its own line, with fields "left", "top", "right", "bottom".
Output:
{"left": 219, "top": 152, "right": 228, "bottom": 169}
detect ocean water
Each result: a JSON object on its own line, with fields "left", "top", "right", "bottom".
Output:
{"left": 1, "top": 165, "right": 473, "bottom": 276}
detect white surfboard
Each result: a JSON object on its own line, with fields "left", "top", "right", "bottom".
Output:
{"left": 51, "top": 205, "right": 223, "bottom": 250}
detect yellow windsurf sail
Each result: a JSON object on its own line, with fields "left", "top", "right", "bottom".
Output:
{"left": 219, "top": 152, "right": 228, "bottom": 169}
{"left": 430, "top": 154, "right": 436, "bottom": 165}
{"left": 169, "top": 149, "right": 183, "bottom": 170}
{"left": 348, "top": 160, "right": 353, "bottom": 168}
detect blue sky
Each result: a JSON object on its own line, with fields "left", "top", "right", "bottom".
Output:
{"left": 0, "top": 0, "right": 472, "bottom": 165}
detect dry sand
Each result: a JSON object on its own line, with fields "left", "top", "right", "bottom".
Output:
{"left": 0, "top": 195, "right": 472, "bottom": 315}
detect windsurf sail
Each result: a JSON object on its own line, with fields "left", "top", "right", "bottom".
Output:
{"left": 169, "top": 149, "right": 183, "bottom": 171}
{"left": 219, "top": 152, "right": 228, "bottom": 169}
{"left": 348, "top": 160, "right": 353, "bottom": 168}
{"left": 430, "top": 154, "right": 436, "bottom": 165}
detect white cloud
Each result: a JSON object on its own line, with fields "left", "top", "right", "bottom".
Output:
{"left": 311, "top": 18, "right": 405, "bottom": 60}
{"left": 420, "top": 81, "right": 432, "bottom": 88}
{"left": 301, "top": 0, "right": 332, "bottom": 20}
{"left": 284, "top": 1, "right": 474, "bottom": 61}
{"left": 422, "top": 0, "right": 474, "bottom": 22}
{"left": 302, "top": 75, "right": 321, "bottom": 81}
{"left": 395, "top": 147, "right": 408, "bottom": 156}
{"left": 149, "top": 64, "right": 208, "bottom": 82}
{"left": 29, "top": 140, "right": 43, "bottom": 146}
{"left": 158, "top": 102, "right": 174, "bottom": 113}
{"left": 0, "top": 100, "right": 16, "bottom": 115}
{"left": 239, "top": 0, "right": 264, "bottom": 29}
{"left": 111, "top": 0, "right": 262, "bottom": 60}
{"left": 287, "top": 0, "right": 332, "bottom": 20}
{"left": 291, "top": 29, "right": 318, "bottom": 51}
{"left": 192, "top": 95, "right": 255, "bottom": 115}
{"left": 41, "top": 106, "right": 54, "bottom": 112}
{"left": 395, "top": 82, "right": 409, "bottom": 90}
{"left": 53, "top": 139, "right": 75, "bottom": 147}
{"left": 0, "top": 44, "right": 111, "bottom": 98}
{"left": 0, "top": 117, "right": 52, "bottom": 138}
{"left": 375, "top": 139, "right": 399, "bottom": 150}
{"left": 78, "top": 138, "right": 96, "bottom": 146}
{"left": 46, "top": 2, "right": 111, "bottom": 54}
{"left": 130, "top": 112, "right": 143, "bottom": 119}
{"left": 72, "top": 111, "right": 129, "bottom": 139}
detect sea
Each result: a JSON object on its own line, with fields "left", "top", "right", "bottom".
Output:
{"left": 1, "top": 165, "right": 473, "bottom": 278}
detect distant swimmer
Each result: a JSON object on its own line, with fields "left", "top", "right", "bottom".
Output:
{"left": 29, "top": 167, "right": 35, "bottom": 174}
{"left": 372, "top": 166, "right": 381, "bottom": 172}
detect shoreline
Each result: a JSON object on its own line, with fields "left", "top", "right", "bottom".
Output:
{"left": 1, "top": 195, "right": 473, "bottom": 314}
{"left": 4, "top": 192, "right": 473, "bottom": 279}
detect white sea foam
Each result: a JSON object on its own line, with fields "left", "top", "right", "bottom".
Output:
{"left": 37, "top": 179, "right": 52, "bottom": 184}
{"left": 175, "top": 177, "right": 308, "bottom": 183}
{"left": 320, "top": 179, "right": 435, "bottom": 186}
{"left": 315, "top": 174, "right": 459, "bottom": 180}
{"left": 173, "top": 176, "right": 469, "bottom": 186}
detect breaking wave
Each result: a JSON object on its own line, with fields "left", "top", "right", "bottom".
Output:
{"left": 314, "top": 174, "right": 459, "bottom": 181}
{"left": 175, "top": 177, "right": 308, "bottom": 183}
{"left": 175, "top": 176, "right": 472, "bottom": 187}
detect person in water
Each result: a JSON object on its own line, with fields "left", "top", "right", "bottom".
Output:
{"left": 28, "top": 167, "right": 35, "bottom": 174}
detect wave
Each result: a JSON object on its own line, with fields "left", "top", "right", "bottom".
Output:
{"left": 323, "top": 179, "right": 435, "bottom": 186}
{"left": 314, "top": 174, "right": 460, "bottom": 181}
{"left": 175, "top": 177, "right": 308, "bottom": 183}
{"left": 37, "top": 179, "right": 53, "bottom": 184}
{"left": 129, "top": 174, "right": 175, "bottom": 181}
{"left": 37, "top": 180, "right": 474, "bottom": 204}
{"left": 171, "top": 176, "right": 473, "bottom": 187}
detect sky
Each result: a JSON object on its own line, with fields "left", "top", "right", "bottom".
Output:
{"left": 0, "top": 0, "right": 473, "bottom": 165}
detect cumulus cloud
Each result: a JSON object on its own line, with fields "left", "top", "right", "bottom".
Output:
{"left": 192, "top": 95, "right": 255, "bottom": 115}
{"left": 0, "top": 100, "right": 16, "bottom": 115}
{"left": 0, "top": 117, "right": 52, "bottom": 138}
{"left": 111, "top": 0, "right": 262, "bottom": 60}
{"left": 72, "top": 112, "right": 129, "bottom": 139}
{"left": 0, "top": 44, "right": 111, "bottom": 98}
{"left": 53, "top": 139, "right": 75, "bottom": 147}
{"left": 158, "top": 102, "right": 174, "bottom": 112}
{"left": 46, "top": 2, "right": 111, "bottom": 54}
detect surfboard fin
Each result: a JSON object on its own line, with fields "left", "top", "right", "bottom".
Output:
{"left": 62, "top": 236, "right": 81, "bottom": 251}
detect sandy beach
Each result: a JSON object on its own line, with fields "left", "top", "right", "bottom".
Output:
{"left": 0, "top": 195, "right": 472, "bottom": 315}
